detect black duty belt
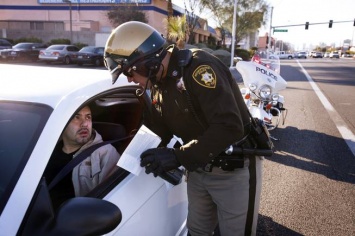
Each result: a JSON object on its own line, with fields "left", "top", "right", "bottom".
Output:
{"left": 203, "top": 155, "right": 245, "bottom": 172}
{"left": 202, "top": 134, "right": 273, "bottom": 172}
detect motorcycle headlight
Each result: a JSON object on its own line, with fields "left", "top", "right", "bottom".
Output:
{"left": 249, "top": 83, "right": 257, "bottom": 92}
{"left": 259, "top": 85, "right": 272, "bottom": 99}
{"left": 271, "top": 94, "right": 279, "bottom": 101}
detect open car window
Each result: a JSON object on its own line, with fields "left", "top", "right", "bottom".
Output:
{"left": 43, "top": 86, "right": 151, "bottom": 203}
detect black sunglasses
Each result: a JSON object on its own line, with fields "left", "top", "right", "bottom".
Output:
{"left": 123, "top": 67, "right": 134, "bottom": 77}
{"left": 123, "top": 63, "right": 150, "bottom": 77}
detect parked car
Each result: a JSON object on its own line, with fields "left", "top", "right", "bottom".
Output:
{"left": 39, "top": 44, "right": 80, "bottom": 64}
{"left": 323, "top": 52, "right": 330, "bottom": 58}
{"left": 0, "top": 39, "right": 13, "bottom": 50}
{"left": 311, "top": 52, "right": 322, "bottom": 58}
{"left": 0, "top": 64, "right": 188, "bottom": 236}
{"left": 329, "top": 51, "right": 339, "bottom": 58}
{"left": 0, "top": 42, "right": 47, "bottom": 61}
{"left": 341, "top": 53, "right": 352, "bottom": 58}
{"left": 296, "top": 51, "right": 307, "bottom": 59}
{"left": 77, "top": 46, "right": 104, "bottom": 66}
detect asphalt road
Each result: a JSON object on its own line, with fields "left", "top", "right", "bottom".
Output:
{"left": 232, "top": 58, "right": 355, "bottom": 236}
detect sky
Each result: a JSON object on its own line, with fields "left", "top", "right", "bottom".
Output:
{"left": 263, "top": 0, "right": 355, "bottom": 50}
{"left": 172, "top": 0, "right": 355, "bottom": 51}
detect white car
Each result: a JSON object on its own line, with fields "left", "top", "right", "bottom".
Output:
{"left": 329, "top": 51, "right": 339, "bottom": 58}
{"left": 0, "top": 64, "right": 188, "bottom": 236}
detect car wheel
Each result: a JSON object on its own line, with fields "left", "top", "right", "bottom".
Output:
{"left": 94, "top": 58, "right": 101, "bottom": 67}
{"left": 63, "top": 56, "right": 71, "bottom": 65}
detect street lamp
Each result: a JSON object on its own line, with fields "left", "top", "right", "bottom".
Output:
{"left": 63, "top": 0, "right": 73, "bottom": 43}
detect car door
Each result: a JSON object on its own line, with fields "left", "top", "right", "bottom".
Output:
{"left": 11, "top": 85, "right": 187, "bottom": 235}
{"left": 82, "top": 88, "right": 188, "bottom": 236}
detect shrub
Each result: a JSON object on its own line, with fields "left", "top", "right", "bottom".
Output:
{"left": 74, "top": 42, "right": 88, "bottom": 50}
{"left": 235, "top": 48, "right": 250, "bottom": 61}
{"left": 194, "top": 43, "right": 208, "bottom": 49}
{"left": 211, "top": 49, "right": 231, "bottom": 67}
{"left": 1, "top": 38, "right": 15, "bottom": 44}
{"left": 14, "top": 37, "right": 42, "bottom": 44}
{"left": 48, "top": 38, "right": 71, "bottom": 45}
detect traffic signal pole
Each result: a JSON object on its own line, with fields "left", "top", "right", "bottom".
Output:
{"left": 267, "top": 6, "right": 273, "bottom": 55}
{"left": 273, "top": 19, "right": 355, "bottom": 30}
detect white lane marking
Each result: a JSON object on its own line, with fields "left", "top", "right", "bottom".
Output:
{"left": 297, "top": 61, "right": 355, "bottom": 157}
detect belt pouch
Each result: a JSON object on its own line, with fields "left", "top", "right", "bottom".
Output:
{"left": 220, "top": 157, "right": 244, "bottom": 171}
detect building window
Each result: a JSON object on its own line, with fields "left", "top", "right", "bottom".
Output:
{"left": 30, "top": 22, "right": 44, "bottom": 30}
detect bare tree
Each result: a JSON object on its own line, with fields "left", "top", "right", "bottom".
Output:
{"left": 199, "top": 0, "right": 226, "bottom": 46}
{"left": 184, "top": 0, "right": 204, "bottom": 45}
{"left": 200, "top": 0, "right": 269, "bottom": 46}
{"left": 106, "top": 4, "right": 148, "bottom": 27}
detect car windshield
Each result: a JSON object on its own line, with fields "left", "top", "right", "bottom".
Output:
{"left": 0, "top": 101, "right": 52, "bottom": 214}
{"left": 80, "top": 47, "right": 96, "bottom": 53}
{"left": 13, "top": 43, "right": 33, "bottom": 49}
{"left": 47, "top": 45, "right": 65, "bottom": 50}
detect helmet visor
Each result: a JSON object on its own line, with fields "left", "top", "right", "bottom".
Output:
{"left": 104, "top": 54, "right": 128, "bottom": 84}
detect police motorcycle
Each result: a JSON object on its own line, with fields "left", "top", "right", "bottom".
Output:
{"left": 236, "top": 51, "right": 287, "bottom": 140}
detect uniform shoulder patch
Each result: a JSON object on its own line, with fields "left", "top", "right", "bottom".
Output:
{"left": 192, "top": 65, "right": 217, "bottom": 88}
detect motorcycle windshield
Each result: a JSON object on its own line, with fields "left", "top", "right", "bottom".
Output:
{"left": 236, "top": 51, "right": 286, "bottom": 91}
{"left": 251, "top": 51, "right": 280, "bottom": 74}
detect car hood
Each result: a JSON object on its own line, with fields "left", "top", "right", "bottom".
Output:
{"left": 0, "top": 64, "right": 132, "bottom": 108}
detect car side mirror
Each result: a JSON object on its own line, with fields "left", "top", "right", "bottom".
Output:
{"left": 19, "top": 178, "right": 122, "bottom": 235}
{"left": 51, "top": 197, "right": 122, "bottom": 235}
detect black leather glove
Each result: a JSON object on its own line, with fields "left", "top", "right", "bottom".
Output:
{"left": 140, "top": 148, "right": 181, "bottom": 176}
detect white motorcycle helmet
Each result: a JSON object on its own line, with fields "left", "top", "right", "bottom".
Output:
{"left": 104, "top": 21, "right": 166, "bottom": 84}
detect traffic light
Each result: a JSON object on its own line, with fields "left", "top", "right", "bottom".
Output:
{"left": 353, "top": 18, "right": 355, "bottom": 26}
{"left": 305, "top": 22, "right": 309, "bottom": 30}
{"left": 329, "top": 20, "right": 333, "bottom": 28}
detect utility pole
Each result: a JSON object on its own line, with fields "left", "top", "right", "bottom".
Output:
{"left": 230, "top": 0, "right": 238, "bottom": 68}
{"left": 63, "top": 0, "right": 73, "bottom": 43}
{"left": 267, "top": 6, "right": 273, "bottom": 57}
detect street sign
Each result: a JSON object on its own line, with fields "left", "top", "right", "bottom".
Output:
{"left": 274, "top": 29, "right": 288, "bottom": 32}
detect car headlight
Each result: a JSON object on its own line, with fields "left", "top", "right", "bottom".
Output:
{"left": 259, "top": 85, "right": 272, "bottom": 99}
{"left": 248, "top": 83, "right": 257, "bottom": 92}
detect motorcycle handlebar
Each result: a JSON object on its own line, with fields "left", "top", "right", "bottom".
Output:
{"left": 230, "top": 147, "right": 274, "bottom": 156}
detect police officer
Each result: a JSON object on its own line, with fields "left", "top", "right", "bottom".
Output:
{"left": 104, "top": 21, "right": 263, "bottom": 236}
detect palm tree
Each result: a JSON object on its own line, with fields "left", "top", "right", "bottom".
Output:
{"left": 164, "top": 15, "right": 187, "bottom": 49}
{"left": 166, "top": 0, "right": 173, "bottom": 41}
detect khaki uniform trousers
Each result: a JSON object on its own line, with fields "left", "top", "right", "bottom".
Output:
{"left": 186, "top": 155, "right": 263, "bottom": 236}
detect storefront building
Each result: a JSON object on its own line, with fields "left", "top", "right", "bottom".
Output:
{"left": 0, "top": 0, "right": 216, "bottom": 46}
